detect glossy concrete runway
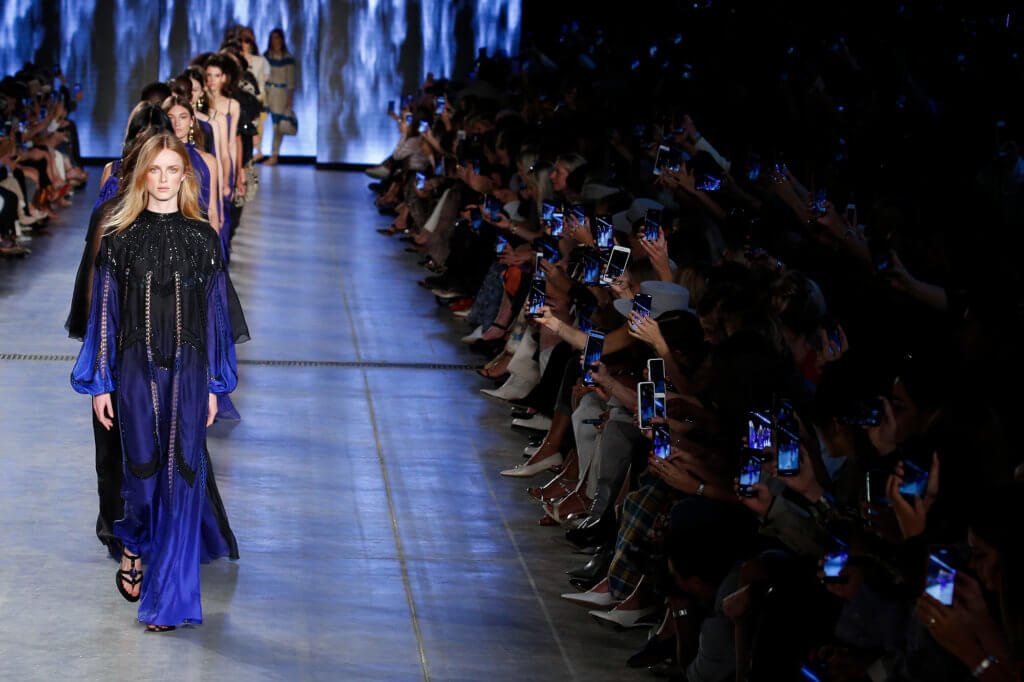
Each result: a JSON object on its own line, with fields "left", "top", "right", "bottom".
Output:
{"left": 0, "top": 168, "right": 650, "bottom": 681}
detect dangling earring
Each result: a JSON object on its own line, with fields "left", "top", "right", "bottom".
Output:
{"left": 188, "top": 121, "right": 194, "bottom": 146}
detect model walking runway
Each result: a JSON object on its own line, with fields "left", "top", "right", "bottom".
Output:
{"left": 0, "top": 167, "right": 644, "bottom": 680}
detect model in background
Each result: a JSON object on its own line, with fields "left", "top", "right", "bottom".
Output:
{"left": 238, "top": 26, "right": 269, "bottom": 163}
{"left": 262, "top": 28, "right": 295, "bottom": 166}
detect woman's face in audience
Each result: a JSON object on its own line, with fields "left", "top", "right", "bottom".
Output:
{"left": 968, "top": 529, "right": 1002, "bottom": 593}
{"left": 166, "top": 105, "right": 193, "bottom": 144}
{"left": 551, "top": 162, "right": 568, "bottom": 192}
{"left": 890, "top": 378, "right": 928, "bottom": 443}
{"left": 204, "top": 66, "right": 225, "bottom": 96}
{"left": 145, "top": 148, "right": 186, "bottom": 203}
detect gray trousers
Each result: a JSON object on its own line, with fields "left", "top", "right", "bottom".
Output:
{"left": 571, "top": 393, "right": 643, "bottom": 515}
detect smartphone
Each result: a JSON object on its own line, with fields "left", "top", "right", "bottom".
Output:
{"left": 533, "top": 252, "right": 546, "bottom": 278}
{"left": 776, "top": 429, "right": 800, "bottom": 477}
{"left": 581, "top": 331, "right": 605, "bottom": 385}
{"left": 653, "top": 144, "right": 670, "bottom": 175}
{"left": 836, "top": 399, "right": 883, "bottom": 426}
{"left": 405, "top": 114, "right": 413, "bottom": 126}
{"left": 526, "top": 279, "right": 546, "bottom": 318}
{"left": 738, "top": 451, "right": 763, "bottom": 496}
{"left": 632, "top": 292, "right": 653, "bottom": 320}
{"left": 642, "top": 208, "right": 661, "bottom": 241}
{"left": 748, "top": 154, "right": 761, "bottom": 181}
{"left": 436, "top": 102, "right": 445, "bottom": 115}
{"left": 473, "top": 159, "right": 481, "bottom": 175}
{"left": 435, "top": 157, "right": 445, "bottom": 177}
{"left": 549, "top": 211, "right": 564, "bottom": 237}
{"left": 747, "top": 411, "right": 773, "bottom": 449}
{"left": 772, "top": 398, "right": 798, "bottom": 436}
{"left": 468, "top": 207, "right": 482, "bottom": 230}
{"left": 874, "top": 251, "right": 891, "bottom": 272}
{"left": 418, "top": 120, "right": 429, "bottom": 134}
{"left": 696, "top": 174, "right": 722, "bottom": 192}
{"left": 864, "top": 469, "right": 890, "bottom": 510}
{"left": 652, "top": 422, "right": 671, "bottom": 459}
{"left": 898, "top": 460, "right": 929, "bottom": 498}
{"left": 583, "top": 254, "right": 601, "bottom": 285}
{"left": 495, "top": 235, "right": 508, "bottom": 254}
{"left": 415, "top": 172, "right": 426, "bottom": 191}
{"left": 542, "top": 201, "right": 556, "bottom": 223}
{"left": 823, "top": 541, "right": 850, "bottom": 584}
{"left": 387, "top": 100, "right": 395, "bottom": 114}
{"left": 601, "top": 245, "right": 630, "bottom": 285}
{"left": 485, "top": 196, "right": 503, "bottom": 220}
{"left": 926, "top": 551, "right": 956, "bottom": 606}
{"left": 637, "top": 381, "right": 656, "bottom": 430}
{"left": 570, "top": 205, "right": 586, "bottom": 233}
{"left": 845, "top": 203, "right": 857, "bottom": 226}
{"left": 537, "top": 238, "right": 561, "bottom": 264}
{"left": 811, "top": 189, "right": 828, "bottom": 217}
{"left": 647, "top": 358, "right": 666, "bottom": 394}
{"left": 594, "top": 216, "right": 614, "bottom": 249}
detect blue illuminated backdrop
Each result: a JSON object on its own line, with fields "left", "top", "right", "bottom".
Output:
{"left": 0, "top": 0, "right": 520, "bottom": 163}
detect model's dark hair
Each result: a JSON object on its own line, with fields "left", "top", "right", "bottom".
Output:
{"left": 122, "top": 103, "right": 173, "bottom": 157}
{"left": 266, "top": 28, "right": 289, "bottom": 55}
{"left": 139, "top": 81, "right": 172, "bottom": 105}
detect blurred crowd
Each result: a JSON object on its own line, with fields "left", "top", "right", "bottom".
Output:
{"left": 365, "top": 2, "right": 1024, "bottom": 680}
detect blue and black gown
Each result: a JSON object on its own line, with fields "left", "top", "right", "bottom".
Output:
{"left": 71, "top": 210, "right": 249, "bottom": 626}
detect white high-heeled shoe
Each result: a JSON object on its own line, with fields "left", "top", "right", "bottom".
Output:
{"left": 480, "top": 374, "right": 537, "bottom": 401}
{"left": 500, "top": 452, "right": 563, "bottom": 478}
{"left": 461, "top": 326, "right": 484, "bottom": 343}
{"left": 512, "top": 414, "right": 552, "bottom": 431}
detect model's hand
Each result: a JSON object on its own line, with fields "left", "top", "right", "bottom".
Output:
{"left": 93, "top": 393, "right": 114, "bottom": 430}
{"left": 207, "top": 393, "right": 218, "bottom": 427}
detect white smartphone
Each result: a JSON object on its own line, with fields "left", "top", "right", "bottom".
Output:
{"left": 600, "top": 245, "right": 631, "bottom": 285}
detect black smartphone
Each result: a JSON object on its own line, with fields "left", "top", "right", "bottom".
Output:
{"left": 537, "top": 237, "right": 561, "bottom": 264}
{"left": 811, "top": 189, "right": 828, "bottom": 217}
{"left": 822, "top": 540, "right": 850, "bottom": 584}
{"left": 772, "top": 398, "right": 798, "bottom": 436}
{"left": 898, "top": 460, "right": 929, "bottom": 498}
{"left": 748, "top": 154, "right": 761, "bottom": 181}
{"left": 652, "top": 422, "right": 671, "bottom": 459}
{"left": 549, "top": 211, "right": 564, "bottom": 237}
{"left": 570, "top": 205, "right": 586, "bottom": 233}
{"left": 415, "top": 172, "right": 426, "bottom": 191}
{"left": 486, "top": 196, "right": 503, "bottom": 220}
{"left": 581, "top": 331, "right": 605, "bottom": 385}
{"left": 696, "top": 174, "right": 722, "bottom": 192}
{"left": 470, "top": 207, "right": 483, "bottom": 230}
{"left": 436, "top": 101, "right": 445, "bottom": 115}
{"left": 776, "top": 428, "right": 800, "bottom": 477}
{"left": 925, "top": 549, "right": 957, "bottom": 606}
{"left": 526, "top": 279, "right": 546, "bottom": 318}
{"left": 642, "top": 208, "right": 661, "bottom": 241}
{"left": 405, "top": 114, "right": 413, "bottom": 125}
{"left": 594, "top": 216, "right": 614, "bottom": 249}
{"left": 836, "top": 399, "right": 883, "bottom": 426}
{"left": 738, "top": 450, "right": 763, "bottom": 496}
{"left": 874, "top": 251, "right": 891, "bottom": 273}
{"left": 495, "top": 235, "right": 508, "bottom": 254}
{"left": 583, "top": 254, "right": 601, "bottom": 285}
{"left": 637, "top": 381, "right": 656, "bottom": 430}
{"left": 632, "top": 293, "right": 653, "bottom": 320}
{"left": 747, "top": 411, "right": 773, "bottom": 449}
{"left": 647, "top": 357, "right": 666, "bottom": 394}
{"left": 541, "top": 201, "right": 556, "bottom": 224}
{"left": 845, "top": 203, "right": 857, "bottom": 226}
{"left": 473, "top": 159, "right": 481, "bottom": 175}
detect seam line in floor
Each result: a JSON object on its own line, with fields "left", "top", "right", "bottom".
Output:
{"left": 0, "top": 353, "right": 477, "bottom": 371}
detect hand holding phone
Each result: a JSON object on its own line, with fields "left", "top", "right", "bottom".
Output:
{"left": 581, "top": 331, "right": 605, "bottom": 385}
{"left": 737, "top": 450, "right": 763, "bottom": 496}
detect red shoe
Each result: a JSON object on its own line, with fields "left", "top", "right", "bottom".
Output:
{"left": 448, "top": 298, "right": 474, "bottom": 312}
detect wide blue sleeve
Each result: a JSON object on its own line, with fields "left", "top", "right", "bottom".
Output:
{"left": 206, "top": 270, "right": 239, "bottom": 395}
{"left": 70, "top": 263, "right": 119, "bottom": 395}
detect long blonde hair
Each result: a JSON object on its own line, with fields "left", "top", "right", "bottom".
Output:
{"left": 102, "top": 132, "right": 205, "bottom": 234}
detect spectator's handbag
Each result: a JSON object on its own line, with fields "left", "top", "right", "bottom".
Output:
{"left": 279, "top": 109, "right": 298, "bottom": 136}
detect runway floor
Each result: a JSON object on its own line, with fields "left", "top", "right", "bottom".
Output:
{"left": 0, "top": 167, "right": 650, "bottom": 681}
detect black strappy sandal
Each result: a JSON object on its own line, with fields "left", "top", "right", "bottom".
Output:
{"left": 116, "top": 549, "right": 143, "bottom": 603}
